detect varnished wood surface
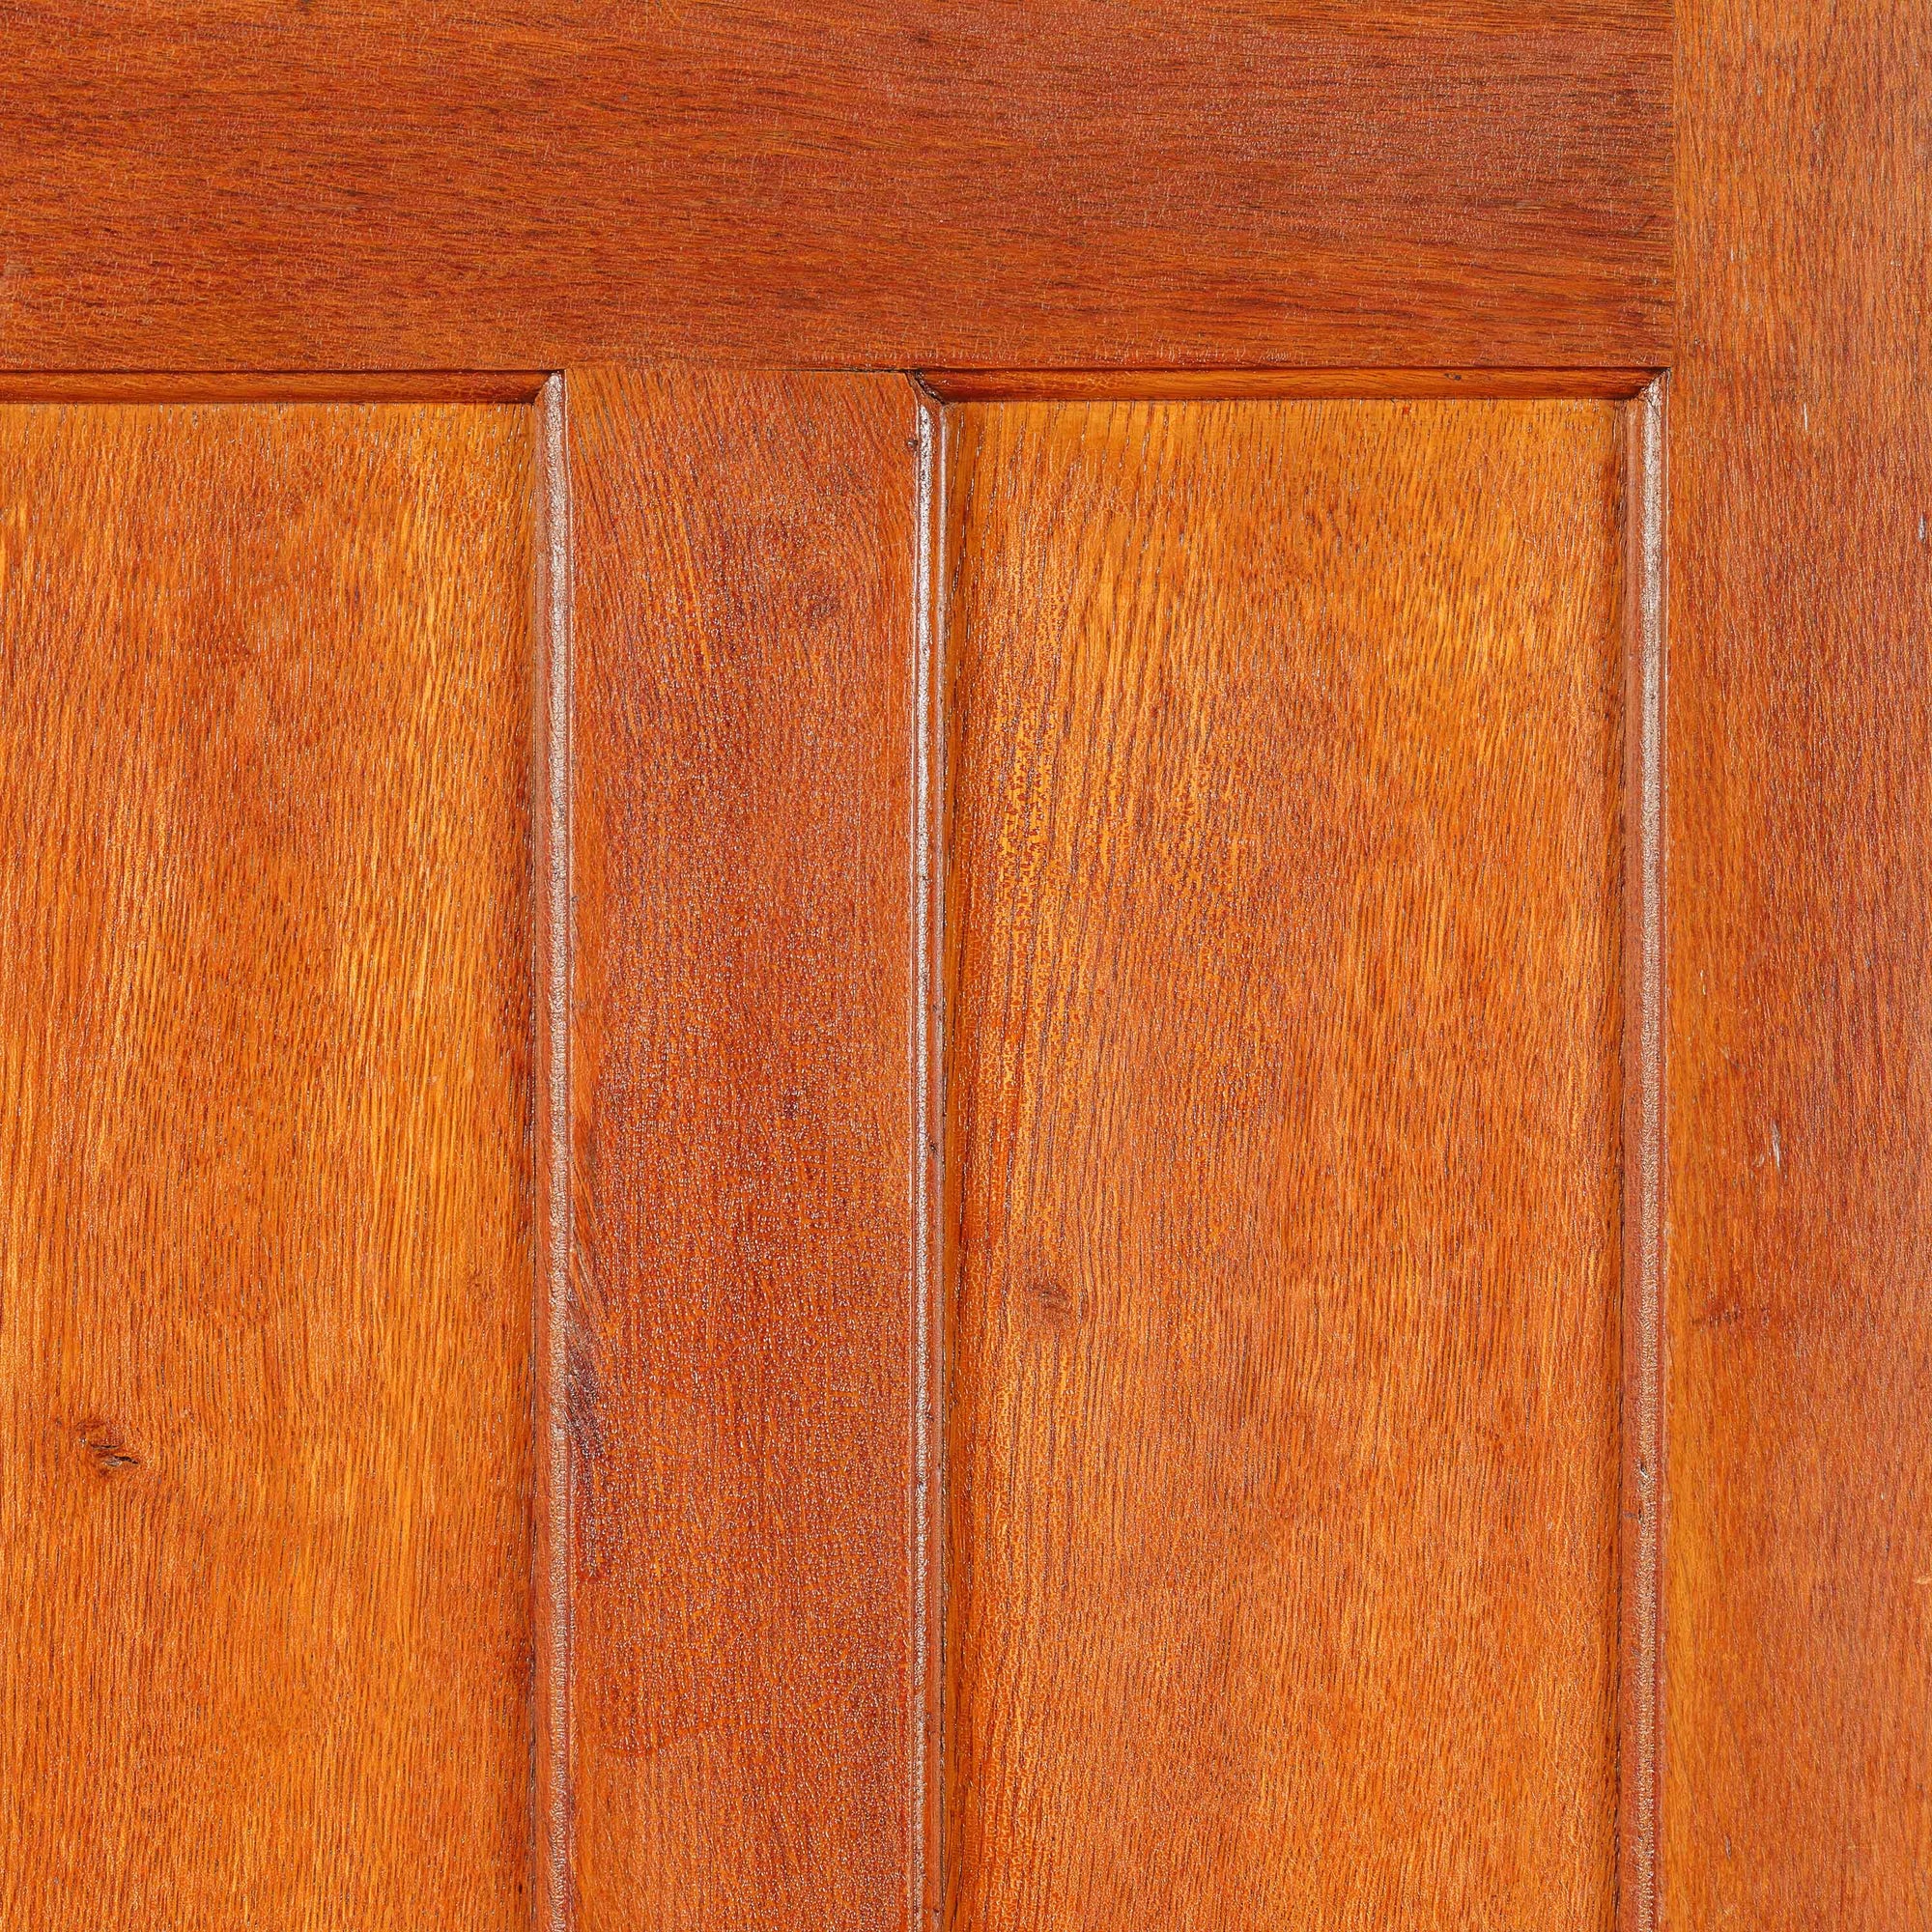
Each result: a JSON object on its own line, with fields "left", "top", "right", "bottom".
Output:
{"left": 531, "top": 373, "right": 575, "bottom": 1932}
{"left": 940, "top": 398, "right": 1628, "bottom": 1930}
{"left": 0, "top": 373, "right": 548, "bottom": 404}
{"left": 1665, "top": 0, "right": 1932, "bottom": 1921}
{"left": 0, "top": 404, "right": 538, "bottom": 1925}
{"left": 922, "top": 367, "right": 1661, "bottom": 404}
{"left": 566, "top": 366, "right": 921, "bottom": 1930}
{"left": 1618, "top": 382, "right": 1666, "bottom": 1932}
{"left": 2, "top": 3, "right": 1667, "bottom": 373}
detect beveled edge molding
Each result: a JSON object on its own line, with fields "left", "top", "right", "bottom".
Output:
{"left": 918, "top": 367, "right": 1661, "bottom": 403}
{"left": 0, "top": 366, "right": 1660, "bottom": 407}
{"left": 0, "top": 371, "right": 548, "bottom": 404}
{"left": 1617, "top": 373, "right": 1668, "bottom": 1932}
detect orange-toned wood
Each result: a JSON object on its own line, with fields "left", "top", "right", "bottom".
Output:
{"left": 1664, "top": 0, "right": 1932, "bottom": 1922}
{"left": 0, "top": 373, "right": 547, "bottom": 404}
{"left": 0, "top": 403, "right": 539, "bottom": 1927}
{"left": 921, "top": 367, "right": 1660, "bottom": 403}
{"left": 531, "top": 373, "right": 575, "bottom": 1932}
{"left": 3, "top": 4, "right": 1666, "bottom": 375}
{"left": 564, "top": 366, "right": 922, "bottom": 1930}
{"left": 938, "top": 398, "right": 1629, "bottom": 1930}
{"left": 1618, "top": 380, "right": 1667, "bottom": 1932}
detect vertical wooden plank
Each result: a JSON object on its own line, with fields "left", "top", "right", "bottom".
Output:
{"left": 0, "top": 403, "right": 538, "bottom": 1928}
{"left": 939, "top": 397, "right": 1627, "bottom": 1931}
{"left": 1667, "top": 0, "right": 1932, "bottom": 1922}
{"left": 566, "top": 366, "right": 921, "bottom": 1931}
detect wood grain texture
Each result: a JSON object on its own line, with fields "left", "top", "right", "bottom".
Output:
{"left": 566, "top": 366, "right": 921, "bottom": 1931}
{"left": 0, "top": 373, "right": 547, "bottom": 404}
{"left": 1, "top": 2, "right": 1666, "bottom": 374}
{"left": 0, "top": 404, "right": 538, "bottom": 1925}
{"left": 941, "top": 398, "right": 1627, "bottom": 1930}
{"left": 1618, "top": 381, "right": 1665, "bottom": 1932}
{"left": 531, "top": 372, "right": 575, "bottom": 1932}
{"left": 922, "top": 368, "right": 1661, "bottom": 404}
{"left": 1665, "top": 0, "right": 1932, "bottom": 1921}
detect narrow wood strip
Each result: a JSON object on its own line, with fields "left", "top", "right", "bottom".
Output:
{"left": 912, "top": 390, "right": 951, "bottom": 1932}
{"left": 1618, "top": 376, "right": 1667, "bottom": 1932}
{"left": 1664, "top": 0, "right": 1932, "bottom": 1917}
{"left": 530, "top": 374, "right": 576, "bottom": 1932}
{"left": 0, "top": 372, "right": 549, "bottom": 404}
{"left": 919, "top": 367, "right": 1659, "bottom": 403}
{"left": 566, "top": 365, "right": 921, "bottom": 1931}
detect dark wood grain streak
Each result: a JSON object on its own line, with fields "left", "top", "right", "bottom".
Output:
{"left": 0, "top": 401, "right": 538, "bottom": 1929}
{"left": 1665, "top": 0, "right": 1932, "bottom": 1922}
{"left": 940, "top": 397, "right": 1628, "bottom": 1930}
{"left": 1, "top": 3, "right": 1667, "bottom": 374}
{"left": 565, "top": 365, "right": 922, "bottom": 1931}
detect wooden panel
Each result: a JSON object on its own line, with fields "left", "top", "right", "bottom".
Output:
{"left": 0, "top": 405, "right": 538, "bottom": 1925}
{"left": 2, "top": 3, "right": 1666, "bottom": 374}
{"left": 566, "top": 366, "right": 921, "bottom": 1930}
{"left": 1665, "top": 0, "right": 1932, "bottom": 1921}
{"left": 941, "top": 398, "right": 1627, "bottom": 1929}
